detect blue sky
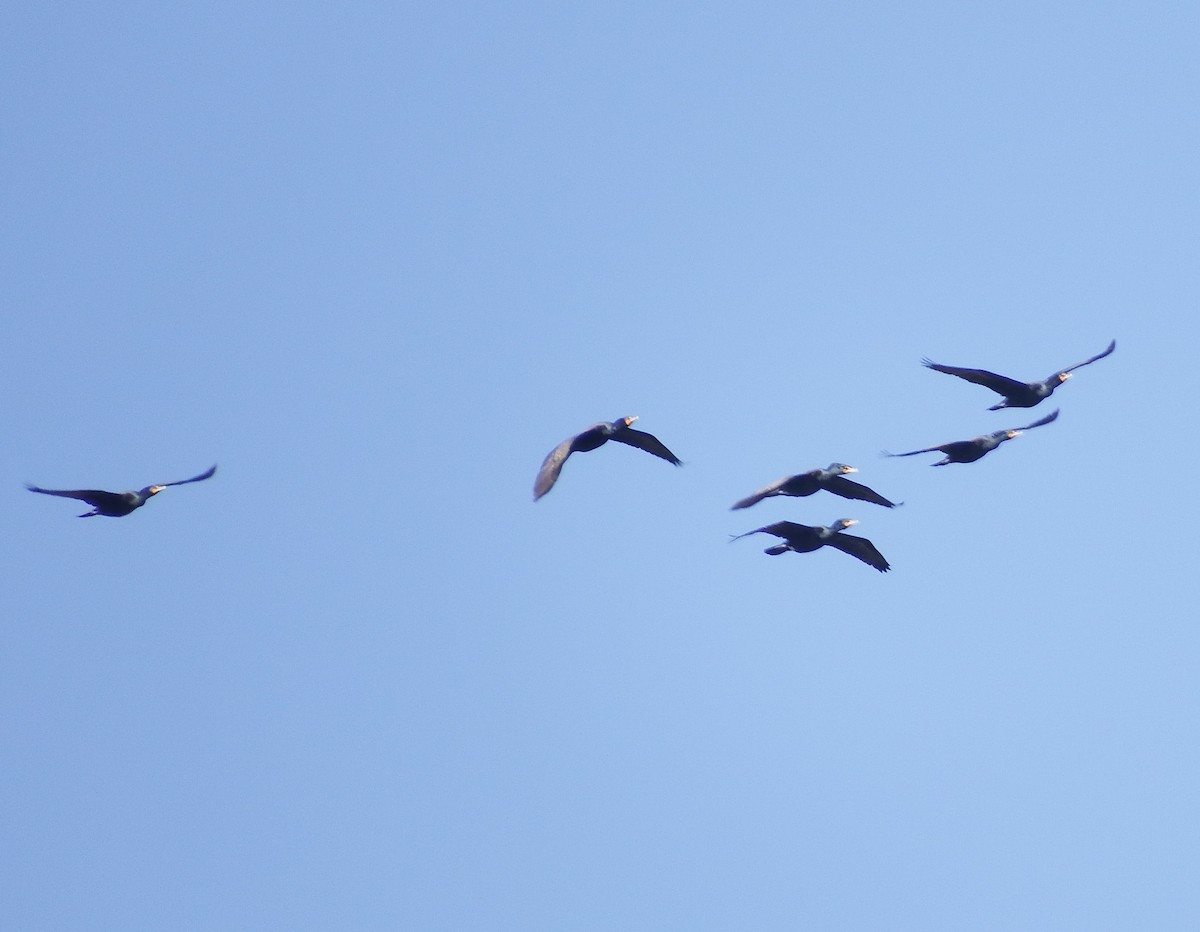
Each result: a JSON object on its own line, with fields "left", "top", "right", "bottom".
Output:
{"left": 2, "top": 2, "right": 1196, "bottom": 929}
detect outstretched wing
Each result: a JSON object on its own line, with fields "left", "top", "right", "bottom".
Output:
{"left": 824, "top": 475, "right": 900, "bottom": 508}
{"left": 922, "top": 359, "right": 1028, "bottom": 396}
{"left": 1059, "top": 338, "right": 1116, "bottom": 374}
{"left": 533, "top": 438, "right": 575, "bottom": 500}
{"left": 611, "top": 428, "right": 682, "bottom": 465}
{"left": 1014, "top": 408, "right": 1060, "bottom": 432}
{"left": 25, "top": 485, "right": 126, "bottom": 510}
{"left": 730, "top": 476, "right": 790, "bottom": 510}
{"left": 826, "top": 533, "right": 891, "bottom": 572}
{"left": 729, "top": 520, "right": 813, "bottom": 543}
{"left": 882, "top": 444, "right": 947, "bottom": 458}
{"left": 160, "top": 464, "right": 218, "bottom": 488}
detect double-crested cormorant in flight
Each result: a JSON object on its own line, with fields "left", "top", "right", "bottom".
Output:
{"left": 731, "top": 463, "right": 899, "bottom": 510}
{"left": 922, "top": 339, "right": 1115, "bottom": 410}
{"left": 26, "top": 464, "right": 218, "bottom": 517}
{"left": 731, "top": 519, "right": 890, "bottom": 572}
{"left": 533, "top": 417, "right": 681, "bottom": 500}
{"left": 884, "top": 410, "right": 1059, "bottom": 465}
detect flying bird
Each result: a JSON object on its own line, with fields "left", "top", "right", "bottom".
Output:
{"left": 730, "top": 519, "right": 890, "bottom": 572}
{"left": 533, "top": 417, "right": 680, "bottom": 500}
{"left": 883, "top": 410, "right": 1059, "bottom": 466}
{"left": 731, "top": 463, "right": 899, "bottom": 510}
{"left": 922, "top": 338, "right": 1115, "bottom": 409}
{"left": 26, "top": 464, "right": 218, "bottom": 517}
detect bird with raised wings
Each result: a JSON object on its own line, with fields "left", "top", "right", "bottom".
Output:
{"left": 533, "top": 417, "right": 680, "bottom": 500}
{"left": 884, "top": 410, "right": 1059, "bottom": 466}
{"left": 26, "top": 464, "right": 218, "bottom": 517}
{"left": 731, "top": 463, "right": 899, "bottom": 510}
{"left": 922, "top": 339, "right": 1115, "bottom": 410}
{"left": 730, "top": 519, "right": 890, "bottom": 572}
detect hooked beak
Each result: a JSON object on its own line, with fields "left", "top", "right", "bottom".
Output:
{"left": 1059, "top": 372, "right": 1072, "bottom": 382}
{"left": 1007, "top": 430, "right": 1022, "bottom": 439}
{"left": 842, "top": 518, "right": 859, "bottom": 528}
{"left": 148, "top": 485, "right": 166, "bottom": 495}
{"left": 842, "top": 465, "right": 858, "bottom": 474}
{"left": 624, "top": 416, "right": 639, "bottom": 426}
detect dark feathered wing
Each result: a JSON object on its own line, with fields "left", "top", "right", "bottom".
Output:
{"left": 610, "top": 428, "right": 681, "bottom": 465}
{"left": 1060, "top": 339, "right": 1116, "bottom": 374}
{"left": 25, "top": 485, "right": 126, "bottom": 509}
{"left": 824, "top": 475, "right": 899, "bottom": 508}
{"left": 161, "top": 464, "right": 218, "bottom": 487}
{"left": 883, "top": 444, "right": 946, "bottom": 458}
{"left": 1014, "top": 408, "right": 1060, "bottom": 432}
{"left": 533, "top": 438, "right": 576, "bottom": 500}
{"left": 730, "top": 520, "right": 814, "bottom": 543}
{"left": 730, "top": 476, "right": 790, "bottom": 510}
{"left": 825, "top": 533, "right": 891, "bottom": 572}
{"left": 922, "top": 359, "right": 1028, "bottom": 395}
{"left": 724, "top": 515, "right": 820, "bottom": 544}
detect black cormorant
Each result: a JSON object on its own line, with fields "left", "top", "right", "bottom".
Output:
{"left": 730, "top": 519, "right": 890, "bottom": 572}
{"left": 731, "top": 463, "right": 899, "bottom": 510}
{"left": 533, "top": 417, "right": 680, "bottom": 500}
{"left": 26, "top": 464, "right": 218, "bottom": 517}
{"left": 922, "top": 339, "right": 1115, "bottom": 410}
{"left": 883, "top": 410, "right": 1059, "bottom": 465}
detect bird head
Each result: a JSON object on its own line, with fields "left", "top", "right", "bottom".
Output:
{"left": 143, "top": 485, "right": 167, "bottom": 497}
{"left": 832, "top": 518, "right": 859, "bottom": 532}
{"left": 1058, "top": 372, "right": 1072, "bottom": 383}
{"left": 621, "top": 416, "right": 638, "bottom": 426}
{"left": 831, "top": 463, "right": 858, "bottom": 474}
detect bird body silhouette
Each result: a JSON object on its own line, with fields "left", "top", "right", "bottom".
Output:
{"left": 922, "top": 339, "right": 1115, "bottom": 410}
{"left": 884, "top": 410, "right": 1059, "bottom": 465}
{"left": 730, "top": 519, "right": 890, "bottom": 572}
{"left": 731, "top": 463, "right": 899, "bottom": 510}
{"left": 26, "top": 464, "right": 217, "bottom": 517}
{"left": 533, "top": 417, "right": 680, "bottom": 500}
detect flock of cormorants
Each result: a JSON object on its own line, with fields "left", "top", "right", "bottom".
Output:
{"left": 533, "top": 339, "right": 1117, "bottom": 573}
{"left": 24, "top": 338, "right": 1115, "bottom": 544}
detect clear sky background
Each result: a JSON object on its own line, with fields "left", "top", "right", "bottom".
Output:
{"left": 2, "top": 2, "right": 1196, "bottom": 929}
